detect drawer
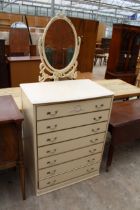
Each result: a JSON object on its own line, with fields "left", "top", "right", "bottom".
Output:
{"left": 38, "top": 143, "right": 103, "bottom": 168}
{"left": 39, "top": 153, "right": 101, "bottom": 179}
{"left": 39, "top": 163, "right": 100, "bottom": 189}
{"left": 37, "top": 121, "right": 107, "bottom": 146}
{"left": 37, "top": 110, "right": 109, "bottom": 134}
{"left": 37, "top": 97, "right": 112, "bottom": 120}
{"left": 38, "top": 133, "right": 105, "bottom": 158}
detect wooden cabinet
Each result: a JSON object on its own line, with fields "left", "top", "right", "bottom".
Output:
{"left": 21, "top": 79, "right": 113, "bottom": 196}
{"left": 0, "top": 95, "right": 25, "bottom": 199}
{"left": 0, "top": 40, "right": 10, "bottom": 88}
{"left": 105, "top": 24, "right": 140, "bottom": 84}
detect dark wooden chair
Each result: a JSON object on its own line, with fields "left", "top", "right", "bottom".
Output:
{"left": 106, "top": 99, "right": 140, "bottom": 171}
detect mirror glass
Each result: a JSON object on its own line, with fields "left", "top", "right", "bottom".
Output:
{"left": 44, "top": 19, "right": 75, "bottom": 69}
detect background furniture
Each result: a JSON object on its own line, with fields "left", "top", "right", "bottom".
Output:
{"left": 8, "top": 56, "right": 40, "bottom": 87}
{"left": 0, "top": 95, "right": 25, "bottom": 199}
{"left": 106, "top": 99, "right": 140, "bottom": 171}
{"left": 105, "top": 24, "right": 140, "bottom": 84}
{"left": 97, "top": 79, "right": 140, "bottom": 99}
{"left": 0, "top": 39, "right": 10, "bottom": 88}
{"left": 21, "top": 80, "right": 113, "bottom": 195}
{"left": 9, "top": 28, "right": 30, "bottom": 56}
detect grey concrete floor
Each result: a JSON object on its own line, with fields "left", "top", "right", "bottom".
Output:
{"left": 1, "top": 139, "right": 140, "bottom": 210}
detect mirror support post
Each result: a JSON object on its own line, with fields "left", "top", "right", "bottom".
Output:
{"left": 51, "top": 0, "right": 55, "bottom": 17}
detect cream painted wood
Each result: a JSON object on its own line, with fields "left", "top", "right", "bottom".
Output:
{"left": 38, "top": 131, "right": 105, "bottom": 147}
{"left": 37, "top": 110, "right": 109, "bottom": 134}
{"left": 39, "top": 153, "right": 101, "bottom": 179}
{"left": 38, "top": 136, "right": 104, "bottom": 159}
{"left": 37, "top": 122, "right": 107, "bottom": 147}
{"left": 21, "top": 79, "right": 113, "bottom": 195}
{"left": 37, "top": 97, "right": 112, "bottom": 120}
{"left": 39, "top": 163, "right": 100, "bottom": 189}
{"left": 37, "top": 170, "right": 99, "bottom": 195}
{"left": 38, "top": 144, "right": 103, "bottom": 168}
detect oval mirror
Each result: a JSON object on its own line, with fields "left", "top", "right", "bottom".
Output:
{"left": 45, "top": 19, "right": 75, "bottom": 69}
{"left": 38, "top": 14, "right": 81, "bottom": 81}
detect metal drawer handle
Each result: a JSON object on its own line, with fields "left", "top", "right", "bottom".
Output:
{"left": 92, "top": 128, "right": 100, "bottom": 133}
{"left": 46, "top": 170, "right": 56, "bottom": 175}
{"left": 95, "top": 104, "right": 104, "bottom": 109}
{"left": 46, "top": 137, "right": 57, "bottom": 143}
{"left": 89, "top": 149, "right": 97, "bottom": 154}
{"left": 46, "top": 180, "right": 56, "bottom": 186}
{"left": 46, "top": 124, "right": 57, "bottom": 130}
{"left": 87, "top": 167, "right": 95, "bottom": 173}
{"left": 90, "top": 139, "right": 98, "bottom": 143}
{"left": 46, "top": 149, "right": 56, "bottom": 155}
{"left": 87, "top": 158, "right": 95, "bottom": 163}
{"left": 46, "top": 160, "right": 56, "bottom": 166}
{"left": 93, "top": 116, "right": 102, "bottom": 121}
{"left": 46, "top": 111, "right": 58, "bottom": 116}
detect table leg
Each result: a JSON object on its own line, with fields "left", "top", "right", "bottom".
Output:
{"left": 106, "top": 142, "right": 114, "bottom": 172}
{"left": 19, "top": 162, "right": 25, "bottom": 200}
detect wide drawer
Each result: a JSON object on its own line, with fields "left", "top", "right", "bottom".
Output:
{"left": 38, "top": 133, "right": 105, "bottom": 158}
{"left": 37, "top": 110, "right": 109, "bottom": 134}
{"left": 39, "top": 153, "right": 101, "bottom": 179}
{"left": 37, "top": 121, "right": 107, "bottom": 146}
{"left": 39, "top": 163, "right": 100, "bottom": 189}
{"left": 37, "top": 170, "right": 99, "bottom": 194}
{"left": 38, "top": 143, "right": 103, "bottom": 169}
{"left": 37, "top": 97, "right": 112, "bottom": 120}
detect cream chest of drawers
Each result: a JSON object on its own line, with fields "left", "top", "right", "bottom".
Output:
{"left": 20, "top": 79, "right": 113, "bottom": 196}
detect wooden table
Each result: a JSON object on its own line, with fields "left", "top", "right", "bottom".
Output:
{"left": 0, "top": 78, "right": 140, "bottom": 110}
{"left": 96, "top": 79, "right": 140, "bottom": 99}
{"left": 0, "top": 95, "right": 25, "bottom": 199}
{"left": 8, "top": 56, "right": 40, "bottom": 87}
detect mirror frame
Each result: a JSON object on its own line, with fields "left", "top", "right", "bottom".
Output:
{"left": 38, "top": 13, "right": 81, "bottom": 81}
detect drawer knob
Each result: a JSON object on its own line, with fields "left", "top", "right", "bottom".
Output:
{"left": 89, "top": 149, "right": 97, "bottom": 154}
{"left": 90, "top": 139, "right": 98, "bottom": 143}
{"left": 46, "top": 149, "right": 56, "bottom": 155}
{"left": 46, "top": 170, "right": 56, "bottom": 176}
{"left": 46, "top": 160, "right": 56, "bottom": 166}
{"left": 46, "top": 111, "right": 58, "bottom": 116}
{"left": 46, "top": 137, "right": 57, "bottom": 143}
{"left": 93, "top": 116, "right": 102, "bottom": 121}
{"left": 46, "top": 180, "right": 56, "bottom": 186}
{"left": 95, "top": 104, "right": 104, "bottom": 109}
{"left": 87, "top": 158, "right": 95, "bottom": 163}
{"left": 92, "top": 128, "right": 100, "bottom": 133}
{"left": 87, "top": 167, "right": 95, "bottom": 173}
{"left": 46, "top": 124, "right": 57, "bottom": 130}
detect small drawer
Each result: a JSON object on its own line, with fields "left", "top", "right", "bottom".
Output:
{"left": 39, "top": 153, "right": 101, "bottom": 179}
{"left": 39, "top": 163, "right": 100, "bottom": 189}
{"left": 37, "top": 97, "right": 112, "bottom": 120}
{"left": 37, "top": 110, "right": 109, "bottom": 134}
{"left": 38, "top": 133, "right": 105, "bottom": 158}
{"left": 38, "top": 143, "right": 103, "bottom": 168}
{"left": 37, "top": 121, "right": 107, "bottom": 146}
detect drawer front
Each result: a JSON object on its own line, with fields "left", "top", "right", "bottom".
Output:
{"left": 39, "top": 163, "right": 100, "bottom": 189}
{"left": 38, "top": 133, "right": 105, "bottom": 158}
{"left": 37, "top": 121, "right": 107, "bottom": 146}
{"left": 37, "top": 97, "right": 112, "bottom": 120}
{"left": 38, "top": 143, "right": 103, "bottom": 169}
{"left": 37, "top": 110, "right": 109, "bottom": 134}
{"left": 39, "top": 153, "right": 101, "bottom": 180}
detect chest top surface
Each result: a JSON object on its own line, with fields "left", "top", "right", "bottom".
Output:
{"left": 20, "top": 79, "right": 113, "bottom": 105}
{"left": 0, "top": 95, "right": 23, "bottom": 123}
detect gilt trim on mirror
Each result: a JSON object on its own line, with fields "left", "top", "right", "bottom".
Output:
{"left": 38, "top": 13, "right": 81, "bottom": 81}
